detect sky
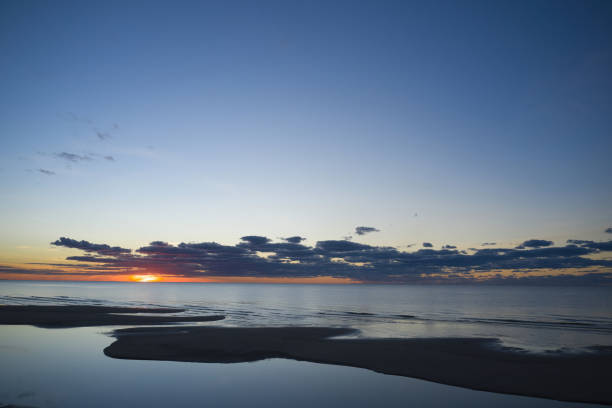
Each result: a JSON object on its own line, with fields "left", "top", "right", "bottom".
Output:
{"left": 1, "top": 0, "right": 611, "bottom": 283}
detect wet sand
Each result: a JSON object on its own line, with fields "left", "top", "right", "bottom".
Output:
{"left": 0, "top": 305, "right": 224, "bottom": 328}
{"left": 105, "top": 326, "right": 612, "bottom": 405}
{"left": 3, "top": 305, "right": 611, "bottom": 404}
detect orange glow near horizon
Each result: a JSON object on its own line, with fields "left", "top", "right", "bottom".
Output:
{"left": 0, "top": 264, "right": 359, "bottom": 284}
{"left": 130, "top": 274, "right": 162, "bottom": 283}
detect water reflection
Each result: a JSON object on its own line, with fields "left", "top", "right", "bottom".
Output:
{"left": 0, "top": 325, "right": 607, "bottom": 408}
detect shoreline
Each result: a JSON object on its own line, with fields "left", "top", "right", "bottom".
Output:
{"left": 2, "top": 305, "right": 611, "bottom": 405}
{"left": 104, "top": 325, "right": 612, "bottom": 406}
{"left": 0, "top": 305, "right": 225, "bottom": 328}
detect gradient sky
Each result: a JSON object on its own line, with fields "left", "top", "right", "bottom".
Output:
{"left": 1, "top": 0, "right": 611, "bottom": 282}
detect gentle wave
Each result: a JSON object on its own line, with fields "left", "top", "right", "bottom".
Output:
{"left": 2, "top": 294, "right": 612, "bottom": 334}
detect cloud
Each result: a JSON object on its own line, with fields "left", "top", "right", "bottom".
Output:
{"left": 240, "top": 236, "right": 271, "bottom": 246}
{"left": 3, "top": 235, "right": 610, "bottom": 284}
{"left": 606, "top": 228, "right": 612, "bottom": 234}
{"left": 422, "top": 242, "right": 433, "bottom": 248}
{"left": 96, "top": 131, "right": 111, "bottom": 141}
{"left": 51, "top": 237, "right": 131, "bottom": 256}
{"left": 104, "top": 155, "right": 115, "bottom": 161}
{"left": 316, "top": 240, "right": 374, "bottom": 252}
{"left": 283, "top": 236, "right": 306, "bottom": 244}
{"left": 38, "top": 169, "right": 55, "bottom": 176}
{"left": 566, "top": 239, "right": 612, "bottom": 251}
{"left": 55, "top": 152, "right": 93, "bottom": 162}
{"left": 355, "top": 226, "right": 380, "bottom": 236}
{"left": 516, "top": 239, "right": 553, "bottom": 249}
{"left": 481, "top": 242, "right": 496, "bottom": 246}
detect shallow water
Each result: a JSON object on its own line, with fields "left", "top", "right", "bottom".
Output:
{"left": 0, "top": 325, "right": 608, "bottom": 408}
{"left": 1, "top": 281, "right": 611, "bottom": 351}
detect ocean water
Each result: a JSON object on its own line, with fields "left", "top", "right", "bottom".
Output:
{"left": 1, "top": 281, "right": 611, "bottom": 408}
{"left": 1, "top": 281, "right": 611, "bottom": 350}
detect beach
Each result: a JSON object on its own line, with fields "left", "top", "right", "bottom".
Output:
{"left": 1, "top": 303, "right": 611, "bottom": 405}
{"left": 103, "top": 326, "right": 610, "bottom": 405}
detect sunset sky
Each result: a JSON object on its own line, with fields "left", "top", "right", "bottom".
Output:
{"left": 1, "top": 0, "right": 611, "bottom": 283}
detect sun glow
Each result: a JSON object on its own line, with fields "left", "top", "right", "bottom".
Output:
{"left": 131, "top": 274, "right": 161, "bottom": 283}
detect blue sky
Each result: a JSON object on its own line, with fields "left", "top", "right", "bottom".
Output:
{"left": 1, "top": 1, "right": 611, "bottom": 281}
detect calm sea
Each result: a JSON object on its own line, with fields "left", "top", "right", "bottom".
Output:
{"left": 1, "top": 280, "right": 611, "bottom": 350}
{"left": 1, "top": 281, "right": 611, "bottom": 408}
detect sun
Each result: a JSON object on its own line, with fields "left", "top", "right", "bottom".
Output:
{"left": 130, "top": 274, "right": 161, "bottom": 283}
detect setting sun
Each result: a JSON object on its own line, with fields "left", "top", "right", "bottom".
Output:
{"left": 130, "top": 274, "right": 161, "bottom": 283}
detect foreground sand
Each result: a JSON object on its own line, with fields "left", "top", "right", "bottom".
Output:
{"left": 0, "top": 305, "right": 224, "bottom": 327}
{"left": 3, "top": 306, "right": 611, "bottom": 404}
{"left": 105, "top": 326, "right": 612, "bottom": 405}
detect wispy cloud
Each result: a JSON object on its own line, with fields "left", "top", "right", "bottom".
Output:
{"left": 55, "top": 152, "right": 93, "bottom": 162}
{"left": 96, "top": 131, "right": 111, "bottom": 141}
{"left": 37, "top": 168, "right": 55, "bottom": 176}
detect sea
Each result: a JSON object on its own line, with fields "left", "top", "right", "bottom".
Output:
{"left": 1, "top": 281, "right": 611, "bottom": 408}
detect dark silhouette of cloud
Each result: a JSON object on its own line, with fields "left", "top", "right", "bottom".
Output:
{"left": 316, "top": 240, "right": 373, "bottom": 252}
{"left": 422, "top": 242, "right": 433, "bottom": 248}
{"left": 55, "top": 152, "right": 93, "bottom": 162}
{"left": 240, "top": 236, "right": 271, "bottom": 246}
{"left": 481, "top": 242, "right": 496, "bottom": 246}
{"left": 567, "top": 239, "right": 612, "bottom": 251}
{"left": 104, "top": 155, "right": 115, "bottom": 161}
{"left": 516, "top": 239, "right": 553, "bottom": 249}
{"left": 606, "top": 227, "right": 612, "bottom": 234}
{"left": 3, "top": 235, "right": 610, "bottom": 284}
{"left": 51, "top": 237, "right": 131, "bottom": 255}
{"left": 38, "top": 169, "right": 55, "bottom": 175}
{"left": 283, "top": 236, "right": 306, "bottom": 244}
{"left": 355, "top": 226, "right": 380, "bottom": 236}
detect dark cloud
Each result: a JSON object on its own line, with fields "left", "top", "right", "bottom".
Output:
{"left": 3, "top": 235, "right": 607, "bottom": 284}
{"left": 355, "top": 226, "right": 380, "bottom": 236}
{"left": 104, "top": 155, "right": 115, "bottom": 161}
{"left": 55, "top": 152, "right": 93, "bottom": 162}
{"left": 316, "top": 240, "right": 373, "bottom": 252}
{"left": 38, "top": 168, "right": 55, "bottom": 176}
{"left": 481, "top": 242, "right": 496, "bottom": 246}
{"left": 567, "top": 239, "right": 612, "bottom": 251}
{"left": 51, "top": 237, "right": 131, "bottom": 256}
{"left": 96, "top": 131, "right": 111, "bottom": 141}
{"left": 422, "top": 242, "right": 433, "bottom": 248}
{"left": 282, "top": 236, "right": 306, "bottom": 244}
{"left": 606, "top": 228, "right": 612, "bottom": 234}
{"left": 516, "top": 239, "right": 553, "bottom": 249}
{"left": 240, "top": 236, "right": 271, "bottom": 246}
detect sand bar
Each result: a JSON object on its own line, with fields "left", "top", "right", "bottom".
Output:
{"left": 0, "top": 305, "right": 224, "bottom": 328}
{"left": 105, "top": 326, "right": 612, "bottom": 405}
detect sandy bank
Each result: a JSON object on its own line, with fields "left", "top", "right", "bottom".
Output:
{"left": 0, "top": 305, "right": 224, "bottom": 328}
{"left": 104, "top": 326, "right": 612, "bottom": 405}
